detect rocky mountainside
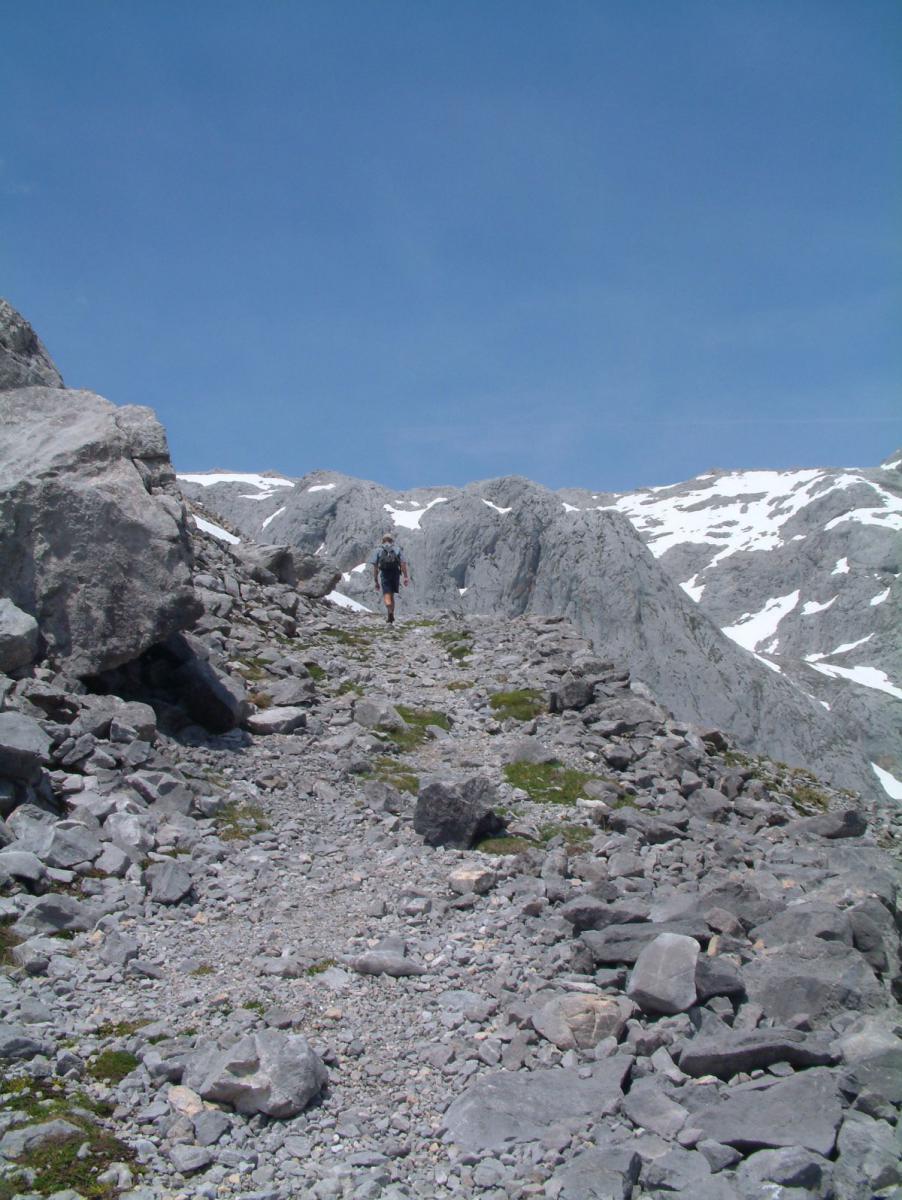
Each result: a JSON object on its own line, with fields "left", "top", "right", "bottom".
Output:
{"left": 0, "top": 297, "right": 900, "bottom": 1198}
{"left": 176, "top": 466, "right": 900, "bottom": 803}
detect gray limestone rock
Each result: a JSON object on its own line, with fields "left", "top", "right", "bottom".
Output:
{"left": 679, "top": 1028, "right": 836, "bottom": 1079}
{"left": 0, "top": 598, "right": 40, "bottom": 673}
{"left": 735, "top": 1146, "right": 833, "bottom": 1198}
{"left": 442, "top": 1057, "right": 632, "bottom": 1151}
{"left": 0, "top": 1119, "right": 81, "bottom": 1157}
{"left": 529, "top": 991, "right": 632, "bottom": 1050}
{"left": 245, "top": 706, "right": 307, "bottom": 735}
{"left": 0, "top": 712, "right": 51, "bottom": 783}
{"left": 13, "top": 892, "right": 99, "bottom": 937}
{"left": 183, "top": 1030, "right": 327, "bottom": 1118}
{"left": 352, "top": 697, "right": 407, "bottom": 732}
{"left": 0, "top": 1022, "right": 50, "bottom": 1061}
{"left": 621, "top": 1077, "right": 689, "bottom": 1138}
{"left": 743, "top": 941, "right": 884, "bottom": 1026}
{"left": 626, "top": 932, "right": 700, "bottom": 1014}
{"left": 0, "top": 298, "right": 64, "bottom": 390}
{"left": 0, "top": 386, "right": 200, "bottom": 675}
{"left": 413, "top": 775, "right": 505, "bottom": 849}
{"left": 0, "top": 849, "right": 46, "bottom": 887}
{"left": 693, "top": 1068, "right": 844, "bottom": 1155}
{"left": 146, "top": 861, "right": 194, "bottom": 904}
{"left": 552, "top": 1147, "right": 641, "bottom": 1199}
{"left": 833, "top": 1111, "right": 902, "bottom": 1198}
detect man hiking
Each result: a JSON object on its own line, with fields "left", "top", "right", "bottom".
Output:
{"left": 371, "top": 533, "right": 410, "bottom": 624}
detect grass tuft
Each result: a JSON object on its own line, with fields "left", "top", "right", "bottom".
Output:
{"left": 87, "top": 1050, "right": 140, "bottom": 1084}
{"left": 215, "top": 801, "right": 269, "bottom": 841}
{"left": 503, "top": 761, "right": 597, "bottom": 805}
{"left": 489, "top": 688, "right": 546, "bottom": 722}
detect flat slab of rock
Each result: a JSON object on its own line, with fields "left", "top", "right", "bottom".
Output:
{"left": 743, "top": 941, "right": 884, "bottom": 1025}
{"left": 245, "top": 706, "right": 307, "bottom": 735}
{"left": 693, "top": 1068, "right": 844, "bottom": 1156}
{"left": 582, "top": 919, "right": 709, "bottom": 966}
{"left": 680, "top": 1028, "right": 836, "bottom": 1079}
{"left": 146, "top": 861, "right": 194, "bottom": 905}
{"left": 442, "top": 1057, "right": 632, "bottom": 1151}
{"left": 627, "top": 931, "right": 699, "bottom": 1014}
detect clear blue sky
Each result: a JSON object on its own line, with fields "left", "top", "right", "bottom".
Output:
{"left": 3, "top": 1, "right": 900, "bottom": 492}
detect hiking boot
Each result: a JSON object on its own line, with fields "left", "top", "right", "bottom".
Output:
{"left": 387, "top": 612, "right": 394, "bottom": 624}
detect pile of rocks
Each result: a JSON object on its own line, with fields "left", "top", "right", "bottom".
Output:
{"left": 0, "top": 532, "right": 900, "bottom": 1197}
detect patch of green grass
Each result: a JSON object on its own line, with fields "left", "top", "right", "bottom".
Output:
{"left": 94, "top": 1020, "right": 147, "bottom": 1038}
{"left": 434, "top": 629, "right": 474, "bottom": 662}
{"left": 503, "top": 761, "right": 597, "bottom": 805}
{"left": 0, "top": 917, "right": 20, "bottom": 967}
{"left": 215, "top": 801, "right": 270, "bottom": 841}
{"left": 446, "top": 679, "right": 475, "bottom": 691}
{"left": 408, "top": 617, "right": 440, "bottom": 628}
{"left": 241, "top": 999, "right": 266, "bottom": 1014}
{"left": 367, "top": 757, "right": 420, "bottom": 795}
{"left": 477, "top": 836, "right": 537, "bottom": 855}
{"left": 322, "top": 627, "right": 370, "bottom": 648}
{"left": 87, "top": 1049, "right": 140, "bottom": 1084}
{"left": 0, "top": 1119, "right": 136, "bottom": 1200}
{"left": 335, "top": 679, "right": 364, "bottom": 697}
{"left": 538, "top": 822, "right": 593, "bottom": 849}
{"left": 249, "top": 690, "right": 273, "bottom": 709}
{"left": 787, "top": 783, "right": 830, "bottom": 814}
{"left": 306, "top": 958, "right": 337, "bottom": 976}
{"left": 191, "top": 963, "right": 214, "bottom": 977}
{"left": 235, "top": 655, "right": 270, "bottom": 683}
{"left": 489, "top": 688, "right": 546, "bottom": 722}
{"left": 385, "top": 705, "right": 451, "bottom": 752}
{"left": 611, "top": 793, "right": 637, "bottom": 809}
{"left": 305, "top": 662, "right": 327, "bottom": 682}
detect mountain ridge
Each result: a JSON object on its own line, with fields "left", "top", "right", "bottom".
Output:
{"left": 177, "top": 460, "right": 901, "bottom": 803}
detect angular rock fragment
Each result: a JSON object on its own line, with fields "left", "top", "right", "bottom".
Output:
{"left": 414, "top": 776, "right": 505, "bottom": 849}
{"left": 626, "top": 932, "right": 700, "bottom": 1014}
{"left": 679, "top": 1028, "right": 836, "bottom": 1079}
{"left": 183, "top": 1031, "right": 327, "bottom": 1118}
{"left": 0, "top": 599, "right": 39, "bottom": 673}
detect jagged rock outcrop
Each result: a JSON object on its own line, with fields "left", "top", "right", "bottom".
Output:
{"left": 177, "top": 469, "right": 884, "bottom": 797}
{"left": 0, "top": 299, "right": 64, "bottom": 391}
{"left": 0, "top": 385, "right": 201, "bottom": 675}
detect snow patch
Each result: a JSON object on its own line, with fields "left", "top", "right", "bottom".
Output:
{"left": 179, "top": 472, "right": 293, "bottom": 492}
{"left": 308, "top": 483, "right": 336, "bottom": 492}
{"left": 870, "top": 587, "right": 891, "bottom": 607}
{"left": 482, "top": 499, "right": 513, "bottom": 515}
{"left": 801, "top": 597, "right": 837, "bottom": 616}
{"left": 325, "top": 591, "right": 372, "bottom": 613}
{"left": 832, "top": 558, "right": 850, "bottom": 575}
{"left": 384, "top": 498, "right": 448, "bottom": 530}
{"left": 680, "top": 577, "right": 706, "bottom": 603}
{"left": 261, "top": 506, "right": 285, "bottom": 531}
{"left": 754, "top": 653, "right": 782, "bottom": 674}
{"left": 341, "top": 562, "right": 368, "bottom": 583}
{"left": 459, "top": 587, "right": 468, "bottom": 595}
{"left": 808, "top": 663, "right": 902, "bottom": 700}
{"left": 872, "top": 763, "right": 902, "bottom": 800}
{"left": 192, "top": 516, "right": 240, "bottom": 545}
{"left": 562, "top": 502, "right": 581, "bottom": 513}
{"left": 721, "top": 590, "right": 800, "bottom": 653}
{"left": 805, "top": 634, "right": 875, "bottom": 663}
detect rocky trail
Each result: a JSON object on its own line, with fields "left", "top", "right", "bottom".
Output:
{"left": 1, "top": 517, "right": 901, "bottom": 1200}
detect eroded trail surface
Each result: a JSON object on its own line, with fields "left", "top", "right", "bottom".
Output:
{"left": 2, "top": 567, "right": 901, "bottom": 1200}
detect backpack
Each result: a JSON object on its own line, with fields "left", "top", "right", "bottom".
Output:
{"left": 378, "top": 545, "right": 401, "bottom": 572}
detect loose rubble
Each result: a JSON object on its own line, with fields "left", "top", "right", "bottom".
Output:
{"left": 0, "top": 518, "right": 900, "bottom": 1200}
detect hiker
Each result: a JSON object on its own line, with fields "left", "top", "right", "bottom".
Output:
{"left": 371, "top": 533, "right": 409, "bottom": 624}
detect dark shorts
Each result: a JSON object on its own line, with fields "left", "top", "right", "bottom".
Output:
{"left": 379, "top": 569, "right": 401, "bottom": 595}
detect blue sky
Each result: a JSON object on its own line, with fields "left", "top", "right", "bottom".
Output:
{"left": 3, "top": 1, "right": 900, "bottom": 492}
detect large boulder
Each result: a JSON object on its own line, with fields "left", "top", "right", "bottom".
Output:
{"left": 0, "top": 384, "right": 201, "bottom": 676}
{"left": 414, "top": 776, "right": 505, "bottom": 849}
{"left": 183, "top": 1031, "right": 327, "bottom": 1118}
{"left": 0, "top": 299, "right": 64, "bottom": 391}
